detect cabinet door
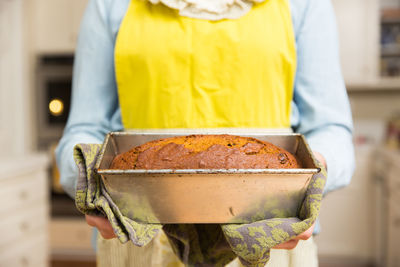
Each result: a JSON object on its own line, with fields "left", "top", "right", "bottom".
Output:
{"left": 315, "top": 146, "right": 378, "bottom": 261}
{"left": 33, "top": 0, "right": 88, "bottom": 53}
{"left": 386, "top": 163, "right": 400, "bottom": 267}
{"left": 332, "top": 0, "right": 380, "bottom": 85}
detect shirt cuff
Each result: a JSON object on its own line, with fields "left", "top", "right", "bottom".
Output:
{"left": 55, "top": 134, "right": 104, "bottom": 198}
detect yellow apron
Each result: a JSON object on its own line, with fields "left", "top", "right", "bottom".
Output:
{"left": 114, "top": 0, "right": 297, "bottom": 130}
{"left": 108, "top": 0, "right": 297, "bottom": 266}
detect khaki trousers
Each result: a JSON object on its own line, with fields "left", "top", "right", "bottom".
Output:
{"left": 97, "top": 231, "right": 318, "bottom": 267}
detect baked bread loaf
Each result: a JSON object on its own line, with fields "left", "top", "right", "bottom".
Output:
{"left": 110, "top": 134, "right": 301, "bottom": 170}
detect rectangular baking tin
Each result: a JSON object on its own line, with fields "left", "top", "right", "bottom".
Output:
{"left": 96, "top": 132, "right": 320, "bottom": 224}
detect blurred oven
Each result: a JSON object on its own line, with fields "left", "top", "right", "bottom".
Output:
{"left": 36, "top": 55, "right": 81, "bottom": 217}
{"left": 36, "top": 55, "right": 73, "bottom": 150}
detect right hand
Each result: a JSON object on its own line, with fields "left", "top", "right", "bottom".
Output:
{"left": 85, "top": 215, "right": 117, "bottom": 239}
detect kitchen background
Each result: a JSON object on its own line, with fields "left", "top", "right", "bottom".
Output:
{"left": 1, "top": 0, "right": 400, "bottom": 266}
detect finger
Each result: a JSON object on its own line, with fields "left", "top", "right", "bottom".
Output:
{"left": 85, "top": 215, "right": 117, "bottom": 239}
{"left": 98, "top": 228, "right": 117, "bottom": 239}
{"left": 273, "top": 239, "right": 299, "bottom": 250}
{"left": 296, "top": 223, "right": 315, "bottom": 241}
{"left": 97, "top": 219, "right": 117, "bottom": 238}
{"left": 85, "top": 215, "right": 97, "bottom": 227}
{"left": 86, "top": 215, "right": 111, "bottom": 230}
{"left": 272, "top": 223, "right": 315, "bottom": 250}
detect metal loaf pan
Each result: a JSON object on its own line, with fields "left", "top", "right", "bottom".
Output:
{"left": 95, "top": 132, "right": 320, "bottom": 224}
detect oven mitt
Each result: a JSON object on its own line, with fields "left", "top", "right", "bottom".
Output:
{"left": 74, "top": 144, "right": 162, "bottom": 245}
{"left": 74, "top": 143, "right": 326, "bottom": 267}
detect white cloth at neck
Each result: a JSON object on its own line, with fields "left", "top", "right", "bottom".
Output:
{"left": 147, "top": 0, "right": 266, "bottom": 20}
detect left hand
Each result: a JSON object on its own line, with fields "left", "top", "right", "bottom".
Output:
{"left": 272, "top": 222, "right": 315, "bottom": 249}
{"left": 85, "top": 214, "right": 117, "bottom": 239}
{"left": 272, "top": 151, "right": 326, "bottom": 250}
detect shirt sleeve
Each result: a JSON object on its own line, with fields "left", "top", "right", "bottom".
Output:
{"left": 55, "top": 0, "right": 123, "bottom": 198}
{"left": 290, "top": 0, "right": 355, "bottom": 194}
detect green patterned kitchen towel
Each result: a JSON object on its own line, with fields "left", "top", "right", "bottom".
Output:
{"left": 74, "top": 144, "right": 326, "bottom": 267}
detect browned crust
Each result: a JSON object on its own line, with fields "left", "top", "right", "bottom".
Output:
{"left": 110, "top": 134, "right": 301, "bottom": 170}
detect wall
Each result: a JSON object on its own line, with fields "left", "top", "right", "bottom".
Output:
{"left": 350, "top": 91, "right": 400, "bottom": 120}
{"left": 381, "top": 0, "right": 400, "bottom": 8}
{"left": 0, "top": 0, "right": 31, "bottom": 157}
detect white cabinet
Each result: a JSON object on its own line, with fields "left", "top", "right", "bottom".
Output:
{"left": 0, "top": 154, "right": 49, "bottom": 267}
{"left": 0, "top": 0, "right": 28, "bottom": 156}
{"left": 332, "top": 0, "right": 380, "bottom": 85}
{"left": 374, "top": 149, "right": 400, "bottom": 267}
{"left": 315, "top": 145, "right": 378, "bottom": 263}
{"left": 31, "top": 0, "right": 89, "bottom": 53}
{"left": 316, "top": 145, "right": 400, "bottom": 266}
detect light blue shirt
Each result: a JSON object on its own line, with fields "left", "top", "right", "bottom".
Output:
{"left": 56, "top": 0, "right": 355, "bottom": 210}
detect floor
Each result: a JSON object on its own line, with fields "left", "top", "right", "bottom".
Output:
{"left": 51, "top": 259, "right": 375, "bottom": 267}
{"left": 51, "top": 259, "right": 96, "bottom": 267}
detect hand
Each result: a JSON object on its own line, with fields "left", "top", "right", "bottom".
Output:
{"left": 272, "top": 152, "right": 323, "bottom": 250}
{"left": 85, "top": 215, "right": 116, "bottom": 239}
{"left": 313, "top": 151, "right": 327, "bottom": 169}
{"left": 272, "top": 222, "right": 315, "bottom": 250}
{"left": 86, "top": 152, "right": 325, "bottom": 243}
